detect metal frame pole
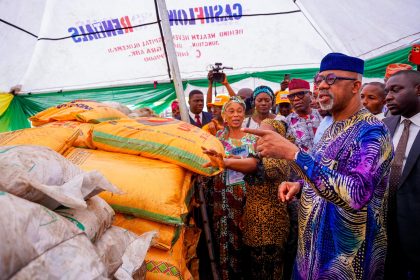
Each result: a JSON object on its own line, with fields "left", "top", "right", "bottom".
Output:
{"left": 155, "top": 0, "right": 190, "bottom": 123}
{"left": 155, "top": 2, "right": 219, "bottom": 279}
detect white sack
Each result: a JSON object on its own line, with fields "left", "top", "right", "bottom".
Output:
{"left": 0, "top": 192, "right": 106, "bottom": 279}
{"left": 95, "top": 226, "right": 156, "bottom": 278}
{"left": 0, "top": 145, "right": 120, "bottom": 209}
{"left": 11, "top": 235, "right": 108, "bottom": 280}
{"left": 56, "top": 196, "right": 115, "bottom": 242}
{"left": 114, "top": 231, "right": 156, "bottom": 280}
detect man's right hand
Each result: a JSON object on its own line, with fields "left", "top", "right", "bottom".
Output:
{"left": 280, "top": 80, "right": 289, "bottom": 91}
{"left": 278, "top": 181, "right": 301, "bottom": 202}
{"left": 241, "top": 128, "right": 299, "bottom": 160}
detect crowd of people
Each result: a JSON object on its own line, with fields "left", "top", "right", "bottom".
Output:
{"left": 170, "top": 52, "right": 419, "bottom": 280}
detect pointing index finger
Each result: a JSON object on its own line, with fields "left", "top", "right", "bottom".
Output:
{"left": 241, "top": 127, "right": 269, "bottom": 137}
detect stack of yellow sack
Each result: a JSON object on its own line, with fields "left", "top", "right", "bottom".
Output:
{"left": 29, "top": 100, "right": 129, "bottom": 149}
{"left": 29, "top": 100, "right": 128, "bottom": 126}
{"left": 25, "top": 101, "right": 224, "bottom": 177}
{"left": 0, "top": 100, "right": 128, "bottom": 152}
{"left": 1, "top": 101, "right": 224, "bottom": 280}
{"left": 61, "top": 115, "right": 224, "bottom": 279}
{"left": 0, "top": 126, "right": 80, "bottom": 154}
{"left": 65, "top": 147, "right": 195, "bottom": 280}
{"left": 65, "top": 148, "right": 193, "bottom": 226}
{"left": 91, "top": 117, "right": 223, "bottom": 176}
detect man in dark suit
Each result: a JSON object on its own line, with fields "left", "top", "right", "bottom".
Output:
{"left": 188, "top": 89, "right": 212, "bottom": 128}
{"left": 383, "top": 70, "right": 420, "bottom": 280}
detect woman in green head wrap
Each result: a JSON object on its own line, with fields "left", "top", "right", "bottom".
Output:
{"left": 242, "top": 85, "right": 286, "bottom": 129}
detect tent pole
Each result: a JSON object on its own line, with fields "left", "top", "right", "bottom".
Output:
{"left": 155, "top": 0, "right": 190, "bottom": 123}
{"left": 156, "top": 4, "right": 219, "bottom": 280}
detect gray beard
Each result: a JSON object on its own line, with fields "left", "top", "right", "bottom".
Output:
{"left": 319, "top": 98, "right": 334, "bottom": 111}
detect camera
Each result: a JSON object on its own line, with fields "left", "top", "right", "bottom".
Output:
{"left": 209, "top": 62, "right": 233, "bottom": 83}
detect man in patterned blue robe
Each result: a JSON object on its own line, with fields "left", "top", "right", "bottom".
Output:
{"left": 244, "top": 53, "right": 393, "bottom": 279}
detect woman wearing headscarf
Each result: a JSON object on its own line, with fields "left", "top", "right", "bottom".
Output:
{"left": 204, "top": 118, "right": 291, "bottom": 279}
{"left": 170, "top": 100, "right": 181, "bottom": 119}
{"left": 210, "top": 96, "right": 257, "bottom": 279}
{"left": 242, "top": 85, "right": 285, "bottom": 129}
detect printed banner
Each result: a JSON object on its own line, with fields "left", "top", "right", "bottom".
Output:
{"left": 16, "top": 0, "right": 331, "bottom": 92}
{"left": 1, "top": 0, "right": 419, "bottom": 93}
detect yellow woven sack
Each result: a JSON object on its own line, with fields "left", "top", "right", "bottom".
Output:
{"left": 65, "top": 148, "right": 193, "bottom": 225}
{"left": 43, "top": 121, "right": 95, "bottom": 149}
{"left": 92, "top": 117, "right": 224, "bottom": 176}
{"left": 145, "top": 228, "right": 192, "bottom": 280}
{"left": 30, "top": 100, "right": 127, "bottom": 126}
{"left": 113, "top": 213, "right": 180, "bottom": 251}
{"left": 0, "top": 127, "right": 79, "bottom": 154}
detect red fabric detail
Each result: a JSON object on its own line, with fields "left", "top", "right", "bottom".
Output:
{"left": 409, "top": 44, "right": 420, "bottom": 65}
{"left": 195, "top": 114, "right": 202, "bottom": 126}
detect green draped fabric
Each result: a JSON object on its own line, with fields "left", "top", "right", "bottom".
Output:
{"left": 17, "top": 82, "right": 178, "bottom": 114}
{"left": 0, "top": 46, "right": 415, "bottom": 132}
{"left": 364, "top": 46, "right": 414, "bottom": 78}
{"left": 0, "top": 82, "right": 178, "bottom": 132}
{"left": 0, "top": 96, "right": 31, "bottom": 132}
{"left": 186, "top": 46, "right": 414, "bottom": 87}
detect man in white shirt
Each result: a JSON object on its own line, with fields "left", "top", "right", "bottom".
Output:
{"left": 383, "top": 70, "right": 420, "bottom": 280}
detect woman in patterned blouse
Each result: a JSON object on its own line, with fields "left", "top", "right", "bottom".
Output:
{"left": 204, "top": 117, "right": 291, "bottom": 279}
{"left": 209, "top": 96, "right": 257, "bottom": 280}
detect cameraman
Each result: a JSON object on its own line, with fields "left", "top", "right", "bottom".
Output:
{"left": 206, "top": 71, "right": 236, "bottom": 104}
{"left": 207, "top": 71, "right": 254, "bottom": 117}
{"left": 203, "top": 71, "right": 236, "bottom": 135}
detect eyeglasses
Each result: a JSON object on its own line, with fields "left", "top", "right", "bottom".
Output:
{"left": 287, "top": 91, "right": 310, "bottom": 101}
{"left": 314, "top": 73, "right": 357, "bottom": 86}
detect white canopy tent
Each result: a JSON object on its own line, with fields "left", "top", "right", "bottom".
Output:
{"left": 1, "top": 0, "right": 419, "bottom": 93}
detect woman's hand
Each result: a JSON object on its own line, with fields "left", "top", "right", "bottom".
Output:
{"left": 202, "top": 147, "right": 225, "bottom": 169}
{"left": 278, "top": 181, "right": 301, "bottom": 202}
